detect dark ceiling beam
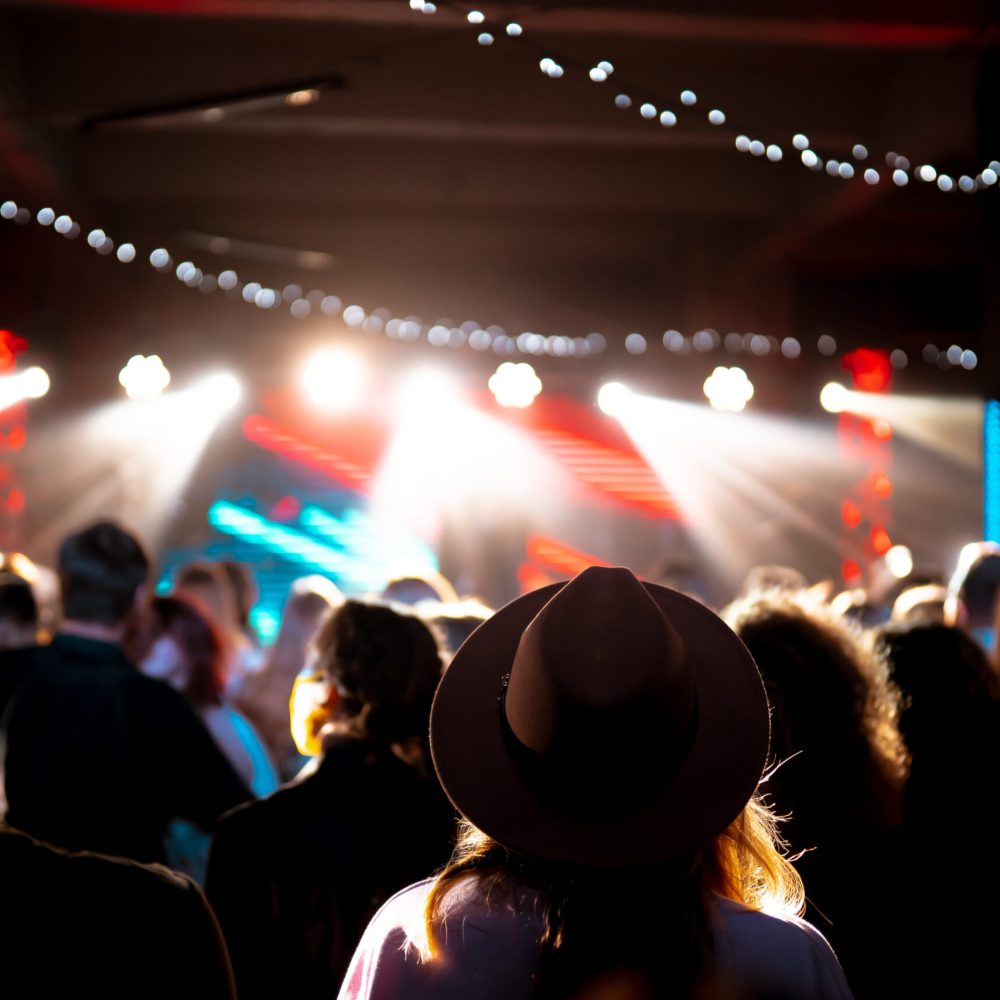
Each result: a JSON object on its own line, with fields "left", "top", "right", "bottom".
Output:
{"left": 15, "top": 1, "right": 987, "bottom": 49}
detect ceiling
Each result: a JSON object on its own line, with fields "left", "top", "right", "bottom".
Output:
{"left": 0, "top": 0, "right": 997, "bottom": 406}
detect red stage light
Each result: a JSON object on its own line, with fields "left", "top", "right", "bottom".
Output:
{"left": 873, "top": 474, "right": 893, "bottom": 499}
{"left": 841, "top": 500, "right": 862, "bottom": 528}
{"left": 6, "top": 488, "right": 24, "bottom": 514}
{"left": 269, "top": 495, "right": 302, "bottom": 522}
{"left": 842, "top": 559, "right": 861, "bottom": 582}
{"left": 871, "top": 526, "right": 892, "bottom": 555}
{"left": 871, "top": 419, "right": 892, "bottom": 441}
{"left": 842, "top": 348, "right": 892, "bottom": 393}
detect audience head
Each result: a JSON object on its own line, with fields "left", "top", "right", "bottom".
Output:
{"left": 174, "top": 560, "right": 240, "bottom": 637}
{"left": 381, "top": 570, "right": 458, "bottom": 607}
{"left": 892, "top": 583, "right": 949, "bottom": 625}
{"left": 266, "top": 575, "right": 343, "bottom": 679}
{"left": 219, "top": 560, "right": 258, "bottom": 632}
{"left": 423, "top": 598, "right": 493, "bottom": 659}
{"left": 876, "top": 621, "right": 1000, "bottom": 725}
{"left": 739, "top": 564, "right": 808, "bottom": 597}
{"left": 141, "top": 595, "right": 226, "bottom": 706}
{"left": 948, "top": 542, "right": 1000, "bottom": 637}
{"left": 0, "top": 569, "right": 38, "bottom": 648}
{"left": 58, "top": 521, "right": 149, "bottom": 630}
{"left": 725, "top": 590, "right": 906, "bottom": 839}
{"left": 311, "top": 600, "right": 443, "bottom": 748}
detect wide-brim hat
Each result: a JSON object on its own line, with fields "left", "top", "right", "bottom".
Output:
{"left": 430, "top": 566, "right": 769, "bottom": 867}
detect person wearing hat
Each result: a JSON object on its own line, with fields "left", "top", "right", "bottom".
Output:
{"left": 338, "top": 567, "right": 852, "bottom": 999}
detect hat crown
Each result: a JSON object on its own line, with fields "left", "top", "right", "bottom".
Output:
{"left": 504, "top": 567, "right": 699, "bottom": 803}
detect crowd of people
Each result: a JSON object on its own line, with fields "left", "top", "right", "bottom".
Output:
{"left": 0, "top": 521, "right": 998, "bottom": 998}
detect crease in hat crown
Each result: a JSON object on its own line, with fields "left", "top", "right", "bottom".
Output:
{"left": 503, "top": 566, "right": 699, "bottom": 770}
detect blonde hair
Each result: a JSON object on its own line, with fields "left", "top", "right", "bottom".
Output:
{"left": 422, "top": 794, "right": 804, "bottom": 962}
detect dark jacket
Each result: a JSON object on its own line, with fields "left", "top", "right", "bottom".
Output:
{"left": 0, "top": 825, "right": 235, "bottom": 999}
{"left": 1, "top": 634, "right": 251, "bottom": 863}
{"left": 206, "top": 738, "right": 455, "bottom": 999}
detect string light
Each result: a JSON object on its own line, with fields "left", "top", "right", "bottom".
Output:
{"left": 402, "top": 2, "right": 997, "bottom": 196}
{"left": 2, "top": 194, "right": 981, "bottom": 373}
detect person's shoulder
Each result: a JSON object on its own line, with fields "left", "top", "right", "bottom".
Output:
{"left": 2, "top": 823, "right": 202, "bottom": 907}
{"left": 713, "top": 899, "right": 853, "bottom": 998}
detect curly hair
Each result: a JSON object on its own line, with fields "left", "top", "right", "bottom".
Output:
{"left": 312, "top": 600, "right": 443, "bottom": 746}
{"left": 724, "top": 591, "right": 907, "bottom": 845}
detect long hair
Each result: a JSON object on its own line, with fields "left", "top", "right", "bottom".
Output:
{"left": 148, "top": 595, "right": 227, "bottom": 706}
{"left": 420, "top": 796, "right": 803, "bottom": 998}
{"left": 724, "top": 591, "right": 907, "bottom": 846}
{"left": 312, "top": 600, "right": 443, "bottom": 747}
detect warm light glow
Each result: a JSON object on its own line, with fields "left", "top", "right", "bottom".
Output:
{"left": 397, "top": 367, "right": 462, "bottom": 415}
{"left": 119, "top": 354, "right": 171, "bottom": 400}
{"left": 195, "top": 372, "right": 242, "bottom": 412}
{"left": 820, "top": 382, "right": 849, "bottom": 413}
{"left": 597, "top": 382, "right": 631, "bottom": 417}
{"left": 285, "top": 88, "right": 319, "bottom": 107}
{"left": 885, "top": 544, "right": 913, "bottom": 579}
{"left": 703, "top": 366, "right": 754, "bottom": 412}
{"left": 299, "top": 348, "right": 368, "bottom": 413}
{"left": 0, "top": 366, "right": 50, "bottom": 412}
{"left": 488, "top": 362, "right": 542, "bottom": 409}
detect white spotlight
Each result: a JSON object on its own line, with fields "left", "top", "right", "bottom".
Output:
{"left": 197, "top": 372, "right": 242, "bottom": 411}
{"left": 702, "top": 366, "right": 754, "bottom": 412}
{"left": 597, "top": 381, "right": 631, "bottom": 418}
{"left": 398, "top": 367, "right": 461, "bottom": 415}
{"left": 820, "top": 382, "right": 849, "bottom": 414}
{"left": 118, "top": 355, "right": 171, "bottom": 400}
{"left": 299, "top": 348, "right": 367, "bottom": 412}
{"left": 885, "top": 544, "right": 913, "bottom": 579}
{"left": 488, "top": 362, "right": 542, "bottom": 409}
{"left": 0, "top": 366, "right": 50, "bottom": 412}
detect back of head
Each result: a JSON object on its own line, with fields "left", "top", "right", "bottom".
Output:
{"left": 58, "top": 521, "right": 149, "bottom": 627}
{"left": 954, "top": 548, "right": 1000, "bottom": 627}
{"left": 876, "top": 621, "right": 1000, "bottom": 714}
{"left": 381, "top": 571, "right": 458, "bottom": 607}
{"left": 725, "top": 591, "right": 906, "bottom": 838}
{"left": 314, "top": 600, "right": 443, "bottom": 746}
{"left": 0, "top": 570, "right": 38, "bottom": 648}
{"left": 147, "top": 595, "right": 226, "bottom": 706}
{"left": 174, "top": 561, "right": 239, "bottom": 633}
{"left": 219, "top": 560, "right": 258, "bottom": 630}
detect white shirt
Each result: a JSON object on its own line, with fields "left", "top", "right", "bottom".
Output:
{"left": 339, "top": 877, "right": 853, "bottom": 1000}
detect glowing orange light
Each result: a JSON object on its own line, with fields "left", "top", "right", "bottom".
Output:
{"left": 842, "top": 559, "right": 861, "bottom": 582}
{"left": 873, "top": 474, "right": 893, "bottom": 499}
{"left": 871, "top": 419, "right": 892, "bottom": 441}
{"left": 7, "top": 488, "right": 24, "bottom": 514}
{"left": 6, "top": 426, "right": 25, "bottom": 450}
{"left": 841, "top": 500, "right": 862, "bottom": 528}
{"left": 871, "top": 527, "right": 892, "bottom": 555}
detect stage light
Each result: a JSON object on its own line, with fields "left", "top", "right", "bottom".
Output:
{"left": 398, "top": 366, "right": 462, "bottom": 415}
{"left": 820, "top": 382, "right": 849, "bottom": 413}
{"left": 885, "top": 544, "right": 913, "bottom": 579}
{"left": 488, "top": 362, "right": 542, "bottom": 409}
{"left": 0, "top": 366, "right": 49, "bottom": 413}
{"left": 598, "top": 381, "right": 631, "bottom": 417}
{"left": 285, "top": 89, "right": 319, "bottom": 107}
{"left": 118, "top": 354, "right": 170, "bottom": 400}
{"left": 703, "top": 366, "right": 754, "bottom": 412}
{"left": 197, "top": 372, "right": 242, "bottom": 411}
{"left": 300, "top": 348, "right": 367, "bottom": 412}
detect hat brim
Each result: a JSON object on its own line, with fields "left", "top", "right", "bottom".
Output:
{"left": 430, "top": 580, "right": 769, "bottom": 867}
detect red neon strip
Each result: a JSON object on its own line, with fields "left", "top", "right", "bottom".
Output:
{"left": 242, "top": 415, "right": 371, "bottom": 491}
